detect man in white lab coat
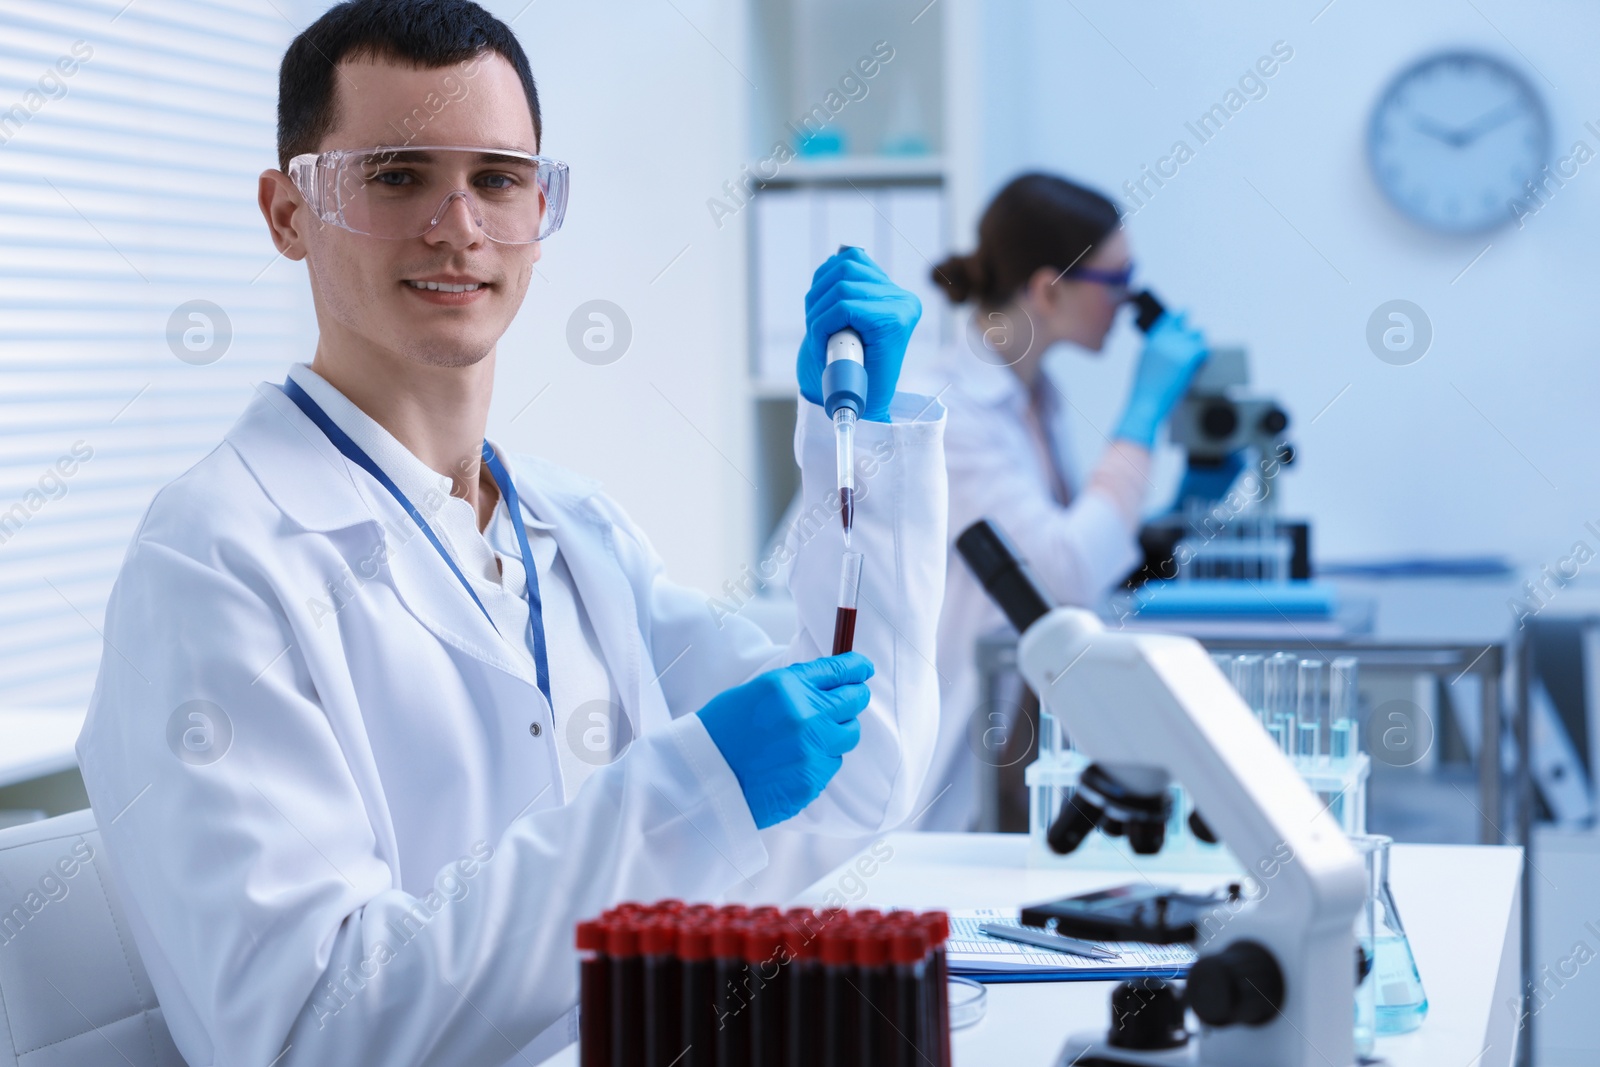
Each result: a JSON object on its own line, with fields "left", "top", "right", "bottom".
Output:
{"left": 73, "top": 3, "right": 946, "bottom": 1065}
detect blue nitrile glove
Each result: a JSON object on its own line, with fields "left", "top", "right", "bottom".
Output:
{"left": 696, "top": 653, "right": 874, "bottom": 829}
{"left": 796, "top": 247, "right": 922, "bottom": 423}
{"left": 1113, "top": 310, "right": 1209, "bottom": 448}
{"left": 1171, "top": 450, "right": 1247, "bottom": 511}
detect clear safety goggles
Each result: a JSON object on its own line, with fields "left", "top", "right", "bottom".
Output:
{"left": 288, "top": 145, "right": 569, "bottom": 244}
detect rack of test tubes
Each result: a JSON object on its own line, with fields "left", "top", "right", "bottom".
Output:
{"left": 1025, "top": 652, "right": 1370, "bottom": 871}
{"left": 577, "top": 900, "right": 953, "bottom": 1067}
{"left": 1171, "top": 512, "right": 1301, "bottom": 582}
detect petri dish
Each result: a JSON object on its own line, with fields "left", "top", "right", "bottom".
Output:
{"left": 949, "top": 975, "right": 987, "bottom": 1029}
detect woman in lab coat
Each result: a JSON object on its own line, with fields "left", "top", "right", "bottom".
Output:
{"left": 904, "top": 172, "right": 1209, "bottom": 831}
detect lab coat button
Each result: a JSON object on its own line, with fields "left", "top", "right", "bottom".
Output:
{"left": 529, "top": 721, "right": 542, "bottom": 737}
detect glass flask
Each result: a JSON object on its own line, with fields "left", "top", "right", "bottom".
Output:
{"left": 1350, "top": 833, "right": 1428, "bottom": 1035}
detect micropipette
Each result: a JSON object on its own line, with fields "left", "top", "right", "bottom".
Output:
{"left": 823, "top": 328, "right": 866, "bottom": 546}
{"left": 821, "top": 246, "right": 869, "bottom": 548}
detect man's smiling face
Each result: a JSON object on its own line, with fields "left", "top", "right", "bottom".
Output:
{"left": 291, "top": 52, "right": 543, "bottom": 369}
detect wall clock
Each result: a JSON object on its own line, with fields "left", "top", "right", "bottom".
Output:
{"left": 1368, "top": 51, "right": 1549, "bottom": 233}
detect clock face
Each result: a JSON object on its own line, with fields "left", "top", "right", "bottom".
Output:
{"left": 1367, "top": 51, "right": 1549, "bottom": 234}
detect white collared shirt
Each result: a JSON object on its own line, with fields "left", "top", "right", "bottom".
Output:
{"left": 286, "top": 363, "right": 622, "bottom": 800}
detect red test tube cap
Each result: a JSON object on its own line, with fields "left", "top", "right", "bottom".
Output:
{"left": 640, "top": 919, "right": 679, "bottom": 957}
{"left": 678, "top": 923, "right": 713, "bottom": 962}
{"left": 781, "top": 924, "right": 816, "bottom": 961}
{"left": 711, "top": 921, "right": 748, "bottom": 960}
{"left": 891, "top": 928, "right": 928, "bottom": 965}
{"left": 576, "top": 920, "right": 606, "bottom": 952}
{"left": 819, "top": 924, "right": 856, "bottom": 966}
{"left": 854, "top": 926, "right": 890, "bottom": 967}
{"left": 606, "top": 922, "right": 641, "bottom": 957}
{"left": 743, "top": 924, "right": 785, "bottom": 964}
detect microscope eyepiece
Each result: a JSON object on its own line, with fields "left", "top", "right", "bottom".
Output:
{"left": 1129, "top": 289, "right": 1167, "bottom": 333}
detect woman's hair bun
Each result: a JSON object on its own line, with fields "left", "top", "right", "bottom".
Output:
{"left": 931, "top": 253, "right": 985, "bottom": 305}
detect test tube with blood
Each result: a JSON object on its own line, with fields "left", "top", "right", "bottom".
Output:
{"left": 782, "top": 915, "right": 822, "bottom": 1067}
{"left": 577, "top": 920, "right": 609, "bottom": 1067}
{"left": 640, "top": 919, "right": 681, "bottom": 1067}
{"left": 607, "top": 921, "right": 644, "bottom": 1067}
{"left": 712, "top": 922, "right": 752, "bottom": 1067}
{"left": 889, "top": 926, "right": 929, "bottom": 1067}
{"left": 677, "top": 922, "right": 714, "bottom": 1067}
{"left": 745, "top": 923, "right": 789, "bottom": 1067}
{"left": 854, "top": 925, "right": 890, "bottom": 1066}
{"left": 832, "top": 551, "right": 864, "bottom": 655}
{"left": 819, "top": 921, "right": 859, "bottom": 1067}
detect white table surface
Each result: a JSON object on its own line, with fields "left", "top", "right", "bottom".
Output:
{"left": 800, "top": 833, "right": 1523, "bottom": 1067}
{"left": 542, "top": 832, "right": 1523, "bottom": 1066}
{"left": 0, "top": 709, "right": 83, "bottom": 789}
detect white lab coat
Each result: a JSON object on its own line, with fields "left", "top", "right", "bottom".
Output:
{"left": 900, "top": 345, "right": 1141, "bottom": 831}
{"left": 74, "top": 380, "right": 947, "bottom": 1067}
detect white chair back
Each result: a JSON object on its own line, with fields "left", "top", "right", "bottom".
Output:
{"left": 0, "top": 808, "right": 183, "bottom": 1066}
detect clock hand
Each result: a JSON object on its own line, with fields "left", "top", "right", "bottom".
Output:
{"left": 1410, "top": 113, "right": 1467, "bottom": 146}
{"left": 1457, "top": 100, "right": 1524, "bottom": 144}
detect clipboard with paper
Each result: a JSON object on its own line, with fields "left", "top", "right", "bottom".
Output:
{"left": 947, "top": 908, "right": 1198, "bottom": 984}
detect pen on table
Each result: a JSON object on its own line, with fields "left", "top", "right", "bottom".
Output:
{"left": 978, "top": 922, "right": 1120, "bottom": 961}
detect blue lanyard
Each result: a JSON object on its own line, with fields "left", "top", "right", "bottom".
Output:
{"left": 282, "top": 377, "right": 553, "bottom": 708}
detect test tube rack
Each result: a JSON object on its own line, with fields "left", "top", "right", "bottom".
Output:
{"left": 1030, "top": 713, "right": 1369, "bottom": 870}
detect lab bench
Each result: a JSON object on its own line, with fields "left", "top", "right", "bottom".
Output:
{"left": 536, "top": 832, "right": 1521, "bottom": 1066}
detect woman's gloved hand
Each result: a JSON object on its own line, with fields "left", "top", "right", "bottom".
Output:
{"left": 695, "top": 653, "right": 873, "bottom": 829}
{"left": 796, "top": 247, "right": 922, "bottom": 423}
{"left": 1113, "top": 310, "right": 1209, "bottom": 449}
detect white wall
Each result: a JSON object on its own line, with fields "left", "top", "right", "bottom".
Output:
{"left": 476, "top": 0, "right": 754, "bottom": 594}
{"left": 968, "top": 0, "right": 1600, "bottom": 573}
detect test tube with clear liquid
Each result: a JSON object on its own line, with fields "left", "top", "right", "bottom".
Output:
{"left": 1296, "top": 659, "right": 1325, "bottom": 763}
{"left": 1330, "top": 656, "right": 1359, "bottom": 762}
{"left": 1231, "top": 654, "right": 1266, "bottom": 729}
{"left": 1264, "top": 652, "right": 1298, "bottom": 756}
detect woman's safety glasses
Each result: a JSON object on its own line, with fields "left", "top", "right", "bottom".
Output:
{"left": 1060, "top": 263, "right": 1135, "bottom": 291}
{"left": 287, "top": 145, "right": 569, "bottom": 244}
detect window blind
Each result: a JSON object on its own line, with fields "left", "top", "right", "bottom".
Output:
{"left": 0, "top": 0, "right": 309, "bottom": 708}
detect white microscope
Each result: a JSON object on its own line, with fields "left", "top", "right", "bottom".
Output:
{"left": 956, "top": 520, "right": 1366, "bottom": 1067}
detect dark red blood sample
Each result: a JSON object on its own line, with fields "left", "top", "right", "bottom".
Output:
{"left": 641, "top": 920, "right": 682, "bottom": 1067}
{"left": 607, "top": 922, "right": 644, "bottom": 1067}
{"left": 577, "top": 921, "right": 609, "bottom": 1067}
{"left": 678, "top": 924, "right": 715, "bottom": 1067}
{"left": 713, "top": 922, "right": 752, "bottom": 1067}
{"left": 840, "top": 487, "right": 855, "bottom": 536}
{"left": 832, "top": 607, "right": 858, "bottom": 655}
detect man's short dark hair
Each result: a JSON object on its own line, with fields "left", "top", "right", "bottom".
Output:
{"left": 276, "top": 0, "right": 542, "bottom": 169}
